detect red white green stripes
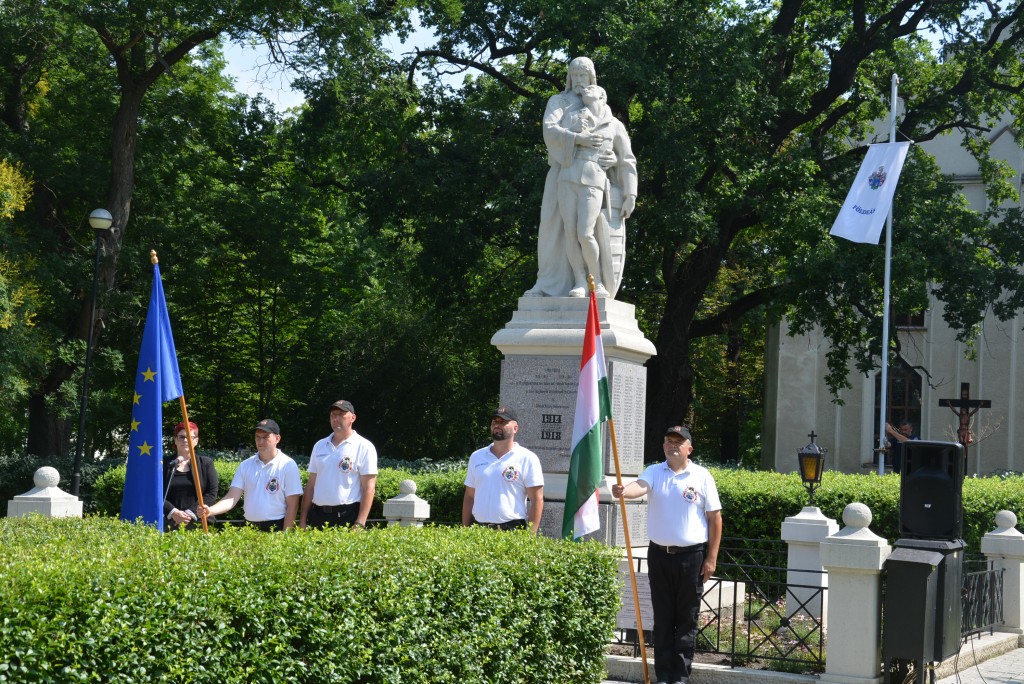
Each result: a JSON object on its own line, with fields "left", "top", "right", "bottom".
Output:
{"left": 563, "top": 291, "right": 612, "bottom": 539}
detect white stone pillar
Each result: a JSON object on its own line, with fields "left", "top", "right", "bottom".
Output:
{"left": 382, "top": 479, "right": 430, "bottom": 527}
{"left": 782, "top": 505, "right": 839, "bottom": 620}
{"left": 980, "top": 509, "right": 1024, "bottom": 634}
{"left": 6, "top": 466, "right": 83, "bottom": 518}
{"left": 819, "top": 502, "right": 891, "bottom": 684}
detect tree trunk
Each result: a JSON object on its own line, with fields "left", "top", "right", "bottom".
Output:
{"left": 26, "top": 391, "right": 71, "bottom": 459}
{"left": 24, "top": 86, "right": 144, "bottom": 459}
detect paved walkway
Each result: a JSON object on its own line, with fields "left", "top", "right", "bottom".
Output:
{"left": 601, "top": 635, "right": 1024, "bottom": 684}
{"left": 936, "top": 644, "right": 1024, "bottom": 684}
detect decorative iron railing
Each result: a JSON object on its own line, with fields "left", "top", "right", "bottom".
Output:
{"left": 962, "top": 556, "right": 1004, "bottom": 637}
{"left": 612, "top": 537, "right": 826, "bottom": 672}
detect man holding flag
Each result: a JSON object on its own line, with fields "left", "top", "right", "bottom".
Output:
{"left": 613, "top": 426, "right": 722, "bottom": 684}
{"left": 121, "top": 252, "right": 184, "bottom": 531}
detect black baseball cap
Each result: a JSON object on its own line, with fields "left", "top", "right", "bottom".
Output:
{"left": 492, "top": 405, "right": 518, "bottom": 422}
{"left": 330, "top": 400, "right": 355, "bottom": 413}
{"left": 254, "top": 418, "right": 281, "bottom": 435}
{"left": 665, "top": 425, "right": 692, "bottom": 442}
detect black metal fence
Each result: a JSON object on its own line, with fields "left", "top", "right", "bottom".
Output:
{"left": 613, "top": 542, "right": 1007, "bottom": 674}
{"left": 613, "top": 537, "right": 826, "bottom": 672}
{"left": 962, "top": 555, "right": 1004, "bottom": 637}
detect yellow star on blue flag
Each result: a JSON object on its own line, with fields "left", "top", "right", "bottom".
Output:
{"left": 121, "top": 259, "right": 183, "bottom": 530}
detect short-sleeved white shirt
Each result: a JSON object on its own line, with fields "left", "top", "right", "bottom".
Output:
{"left": 464, "top": 443, "right": 544, "bottom": 524}
{"left": 639, "top": 460, "right": 722, "bottom": 547}
{"left": 229, "top": 451, "right": 303, "bottom": 522}
{"left": 308, "top": 430, "right": 378, "bottom": 505}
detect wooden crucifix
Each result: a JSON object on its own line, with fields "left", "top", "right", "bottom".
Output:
{"left": 938, "top": 382, "right": 991, "bottom": 449}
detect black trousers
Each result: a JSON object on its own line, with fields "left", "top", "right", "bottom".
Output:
{"left": 647, "top": 542, "right": 705, "bottom": 684}
{"left": 472, "top": 518, "right": 527, "bottom": 531}
{"left": 307, "top": 502, "right": 360, "bottom": 529}
{"left": 246, "top": 518, "right": 285, "bottom": 532}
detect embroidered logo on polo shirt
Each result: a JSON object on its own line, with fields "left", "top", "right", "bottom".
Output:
{"left": 339, "top": 456, "right": 353, "bottom": 472}
{"left": 266, "top": 477, "right": 280, "bottom": 493}
{"left": 682, "top": 486, "right": 699, "bottom": 503}
{"left": 502, "top": 466, "right": 519, "bottom": 482}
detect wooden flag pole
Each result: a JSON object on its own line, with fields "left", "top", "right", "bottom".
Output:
{"left": 589, "top": 275, "right": 651, "bottom": 684}
{"left": 152, "top": 250, "right": 208, "bottom": 533}
{"left": 609, "top": 418, "right": 651, "bottom": 684}
{"left": 178, "top": 396, "right": 208, "bottom": 532}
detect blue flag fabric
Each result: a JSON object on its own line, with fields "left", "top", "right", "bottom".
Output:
{"left": 120, "top": 262, "right": 183, "bottom": 530}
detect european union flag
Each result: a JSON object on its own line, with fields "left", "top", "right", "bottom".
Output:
{"left": 121, "top": 258, "right": 183, "bottom": 530}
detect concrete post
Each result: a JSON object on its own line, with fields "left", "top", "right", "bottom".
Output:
{"left": 382, "top": 479, "right": 430, "bottom": 527}
{"left": 6, "top": 466, "right": 83, "bottom": 518}
{"left": 819, "top": 502, "right": 892, "bottom": 684}
{"left": 782, "top": 505, "right": 839, "bottom": 620}
{"left": 980, "top": 510, "right": 1024, "bottom": 634}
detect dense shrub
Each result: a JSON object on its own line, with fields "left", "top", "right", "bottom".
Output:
{"left": 88, "top": 459, "right": 1024, "bottom": 552}
{"left": 0, "top": 451, "right": 116, "bottom": 513}
{"left": 713, "top": 468, "right": 1024, "bottom": 553}
{"left": 0, "top": 516, "right": 619, "bottom": 683}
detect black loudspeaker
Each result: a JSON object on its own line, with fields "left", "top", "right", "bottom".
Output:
{"left": 898, "top": 440, "right": 965, "bottom": 540}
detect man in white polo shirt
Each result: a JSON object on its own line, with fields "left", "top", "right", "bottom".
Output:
{"left": 299, "top": 399, "right": 378, "bottom": 529}
{"left": 612, "top": 425, "right": 723, "bottom": 684}
{"left": 198, "top": 418, "right": 303, "bottom": 531}
{"left": 461, "top": 405, "right": 544, "bottom": 533}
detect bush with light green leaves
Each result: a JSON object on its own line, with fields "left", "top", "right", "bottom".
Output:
{"left": 0, "top": 516, "right": 620, "bottom": 684}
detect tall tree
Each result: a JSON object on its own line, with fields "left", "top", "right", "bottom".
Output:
{"left": 405, "top": 0, "right": 1024, "bottom": 454}
{"left": 0, "top": 0, "right": 395, "bottom": 457}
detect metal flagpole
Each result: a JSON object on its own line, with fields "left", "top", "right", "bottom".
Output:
{"left": 877, "top": 74, "right": 899, "bottom": 476}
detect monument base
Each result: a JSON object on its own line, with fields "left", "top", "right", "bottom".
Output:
{"left": 492, "top": 297, "right": 656, "bottom": 545}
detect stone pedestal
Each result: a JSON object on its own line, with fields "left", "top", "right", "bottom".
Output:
{"left": 819, "top": 503, "right": 892, "bottom": 684}
{"left": 491, "top": 297, "right": 656, "bottom": 544}
{"left": 7, "top": 466, "right": 83, "bottom": 518}
{"left": 383, "top": 479, "right": 431, "bottom": 527}
{"left": 781, "top": 506, "right": 838, "bottom": 619}
{"left": 981, "top": 510, "right": 1024, "bottom": 633}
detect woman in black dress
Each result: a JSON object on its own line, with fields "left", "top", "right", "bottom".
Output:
{"left": 163, "top": 421, "right": 219, "bottom": 529}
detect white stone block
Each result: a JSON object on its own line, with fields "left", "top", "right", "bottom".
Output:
{"left": 6, "top": 466, "right": 83, "bottom": 519}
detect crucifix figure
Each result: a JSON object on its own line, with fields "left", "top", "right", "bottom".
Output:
{"left": 938, "top": 382, "right": 991, "bottom": 449}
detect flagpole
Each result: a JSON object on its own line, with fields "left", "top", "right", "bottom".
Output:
{"left": 148, "top": 249, "right": 208, "bottom": 532}
{"left": 591, "top": 275, "right": 651, "bottom": 684}
{"left": 179, "top": 396, "right": 209, "bottom": 532}
{"left": 877, "top": 74, "right": 898, "bottom": 476}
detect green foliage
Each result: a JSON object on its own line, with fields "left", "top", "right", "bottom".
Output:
{"left": 0, "top": 451, "right": 120, "bottom": 514}
{"left": 0, "top": 516, "right": 619, "bottom": 683}
{"left": 92, "top": 461, "right": 468, "bottom": 523}
{"left": 712, "top": 467, "right": 1024, "bottom": 553}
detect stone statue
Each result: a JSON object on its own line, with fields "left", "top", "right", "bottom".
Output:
{"left": 524, "top": 57, "right": 637, "bottom": 299}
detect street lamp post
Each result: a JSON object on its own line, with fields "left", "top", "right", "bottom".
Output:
{"left": 797, "top": 431, "right": 827, "bottom": 507}
{"left": 71, "top": 208, "right": 113, "bottom": 497}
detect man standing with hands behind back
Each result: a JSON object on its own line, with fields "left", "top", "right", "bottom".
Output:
{"left": 462, "top": 406, "right": 544, "bottom": 533}
{"left": 300, "top": 400, "right": 378, "bottom": 529}
{"left": 612, "top": 425, "right": 723, "bottom": 684}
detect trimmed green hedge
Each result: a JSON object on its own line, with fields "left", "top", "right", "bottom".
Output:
{"left": 92, "top": 464, "right": 463, "bottom": 524}
{"left": 713, "top": 468, "right": 1024, "bottom": 552}
{"left": 0, "top": 516, "right": 619, "bottom": 683}
{"left": 92, "top": 461, "right": 1024, "bottom": 551}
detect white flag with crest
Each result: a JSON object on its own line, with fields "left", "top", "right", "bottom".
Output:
{"left": 830, "top": 142, "right": 911, "bottom": 244}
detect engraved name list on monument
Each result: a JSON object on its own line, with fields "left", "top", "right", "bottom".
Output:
{"left": 500, "top": 356, "right": 578, "bottom": 472}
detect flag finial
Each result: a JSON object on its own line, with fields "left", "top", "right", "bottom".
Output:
{"left": 150, "top": 250, "right": 158, "bottom": 265}
{"left": 587, "top": 273, "right": 595, "bottom": 293}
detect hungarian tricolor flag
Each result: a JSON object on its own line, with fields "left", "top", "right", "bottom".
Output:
{"left": 562, "top": 290, "right": 612, "bottom": 539}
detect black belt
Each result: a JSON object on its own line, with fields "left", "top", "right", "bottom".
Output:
{"left": 651, "top": 541, "right": 705, "bottom": 554}
{"left": 475, "top": 519, "right": 527, "bottom": 531}
{"left": 313, "top": 502, "right": 359, "bottom": 513}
